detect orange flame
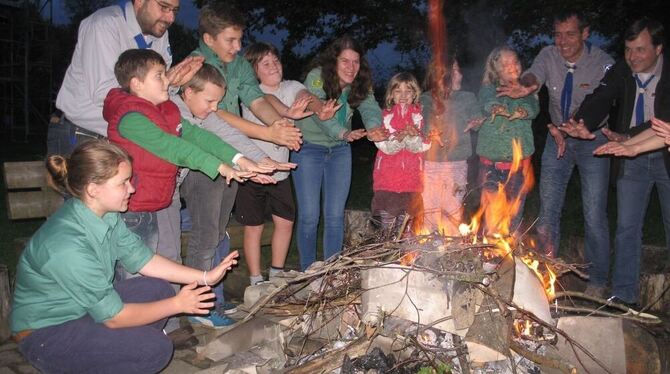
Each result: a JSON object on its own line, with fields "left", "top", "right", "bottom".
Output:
{"left": 521, "top": 254, "right": 557, "bottom": 299}
{"left": 467, "top": 139, "right": 534, "bottom": 238}
{"left": 400, "top": 251, "right": 420, "bottom": 266}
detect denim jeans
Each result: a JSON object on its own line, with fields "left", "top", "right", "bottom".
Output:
{"left": 116, "top": 211, "right": 158, "bottom": 281}
{"left": 478, "top": 160, "right": 529, "bottom": 234}
{"left": 612, "top": 152, "right": 670, "bottom": 303}
{"left": 180, "top": 170, "right": 238, "bottom": 272}
{"left": 536, "top": 132, "right": 610, "bottom": 286}
{"left": 46, "top": 116, "right": 103, "bottom": 156}
{"left": 18, "top": 277, "right": 174, "bottom": 374}
{"left": 291, "top": 143, "right": 352, "bottom": 271}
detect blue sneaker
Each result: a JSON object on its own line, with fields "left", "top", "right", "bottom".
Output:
{"left": 218, "top": 302, "right": 238, "bottom": 315}
{"left": 188, "top": 311, "right": 235, "bottom": 328}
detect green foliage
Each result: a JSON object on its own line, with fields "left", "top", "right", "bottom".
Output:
{"left": 416, "top": 361, "right": 452, "bottom": 374}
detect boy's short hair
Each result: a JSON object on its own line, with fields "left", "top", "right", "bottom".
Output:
{"left": 244, "top": 42, "right": 280, "bottom": 71}
{"left": 182, "top": 63, "right": 226, "bottom": 93}
{"left": 114, "top": 49, "right": 166, "bottom": 91}
{"left": 199, "top": 3, "right": 246, "bottom": 38}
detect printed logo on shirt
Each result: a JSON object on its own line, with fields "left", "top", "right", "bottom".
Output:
{"left": 312, "top": 79, "right": 323, "bottom": 88}
{"left": 177, "top": 122, "right": 183, "bottom": 136}
{"left": 603, "top": 64, "right": 612, "bottom": 73}
{"left": 578, "top": 83, "right": 591, "bottom": 89}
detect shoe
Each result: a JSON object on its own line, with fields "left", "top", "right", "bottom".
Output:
{"left": 583, "top": 284, "right": 607, "bottom": 299}
{"left": 607, "top": 296, "right": 640, "bottom": 310}
{"left": 173, "top": 336, "right": 199, "bottom": 350}
{"left": 217, "top": 302, "right": 238, "bottom": 315}
{"left": 188, "top": 311, "right": 236, "bottom": 328}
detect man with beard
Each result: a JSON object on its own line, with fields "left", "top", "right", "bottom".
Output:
{"left": 49, "top": 0, "right": 203, "bottom": 155}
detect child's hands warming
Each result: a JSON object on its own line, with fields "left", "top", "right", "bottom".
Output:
{"left": 489, "top": 105, "right": 510, "bottom": 122}
{"left": 342, "top": 129, "right": 367, "bottom": 142}
{"left": 284, "top": 95, "right": 314, "bottom": 120}
{"left": 217, "top": 164, "right": 255, "bottom": 184}
{"left": 507, "top": 107, "right": 528, "bottom": 121}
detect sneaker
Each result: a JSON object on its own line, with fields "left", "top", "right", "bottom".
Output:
{"left": 188, "top": 311, "right": 236, "bottom": 328}
{"left": 217, "top": 302, "right": 238, "bottom": 315}
{"left": 583, "top": 284, "right": 607, "bottom": 299}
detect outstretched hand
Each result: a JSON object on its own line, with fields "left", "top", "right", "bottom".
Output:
{"left": 593, "top": 141, "right": 638, "bottom": 157}
{"left": 548, "top": 124, "right": 566, "bottom": 159}
{"left": 496, "top": 83, "right": 538, "bottom": 98}
{"left": 167, "top": 56, "right": 205, "bottom": 87}
{"left": 174, "top": 282, "right": 215, "bottom": 315}
{"left": 204, "top": 250, "right": 240, "bottom": 286}
{"left": 317, "top": 99, "right": 342, "bottom": 121}
{"left": 284, "top": 96, "right": 314, "bottom": 120}
{"left": 366, "top": 126, "right": 389, "bottom": 142}
{"left": 601, "top": 128, "right": 627, "bottom": 142}
{"left": 217, "top": 164, "right": 255, "bottom": 185}
{"left": 269, "top": 118, "right": 303, "bottom": 151}
{"left": 343, "top": 129, "right": 367, "bottom": 142}
{"left": 464, "top": 117, "right": 486, "bottom": 132}
{"left": 651, "top": 117, "right": 670, "bottom": 140}
{"left": 558, "top": 118, "right": 595, "bottom": 140}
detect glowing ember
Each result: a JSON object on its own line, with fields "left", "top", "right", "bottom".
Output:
{"left": 458, "top": 223, "right": 470, "bottom": 236}
{"left": 399, "top": 251, "right": 420, "bottom": 266}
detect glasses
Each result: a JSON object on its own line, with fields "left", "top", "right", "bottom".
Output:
{"left": 151, "top": 0, "right": 180, "bottom": 15}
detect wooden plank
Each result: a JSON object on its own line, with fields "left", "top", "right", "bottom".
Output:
{"left": 0, "top": 264, "right": 11, "bottom": 342}
{"left": 7, "top": 190, "right": 63, "bottom": 220}
{"left": 3, "top": 161, "right": 48, "bottom": 189}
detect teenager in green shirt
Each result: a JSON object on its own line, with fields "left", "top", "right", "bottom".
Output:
{"left": 11, "top": 140, "right": 239, "bottom": 373}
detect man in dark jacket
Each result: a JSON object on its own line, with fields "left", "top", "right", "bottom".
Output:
{"left": 561, "top": 17, "right": 670, "bottom": 306}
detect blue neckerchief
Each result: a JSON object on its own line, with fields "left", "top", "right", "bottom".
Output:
{"left": 560, "top": 63, "right": 576, "bottom": 122}
{"left": 634, "top": 74, "right": 655, "bottom": 126}
{"left": 118, "top": 0, "right": 153, "bottom": 49}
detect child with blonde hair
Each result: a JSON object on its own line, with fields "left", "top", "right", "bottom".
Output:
{"left": 372, "top": 72, "right": 433, "bottom": 235}
{"left": 477, "top": 46, "right": 539, "bottom": 232}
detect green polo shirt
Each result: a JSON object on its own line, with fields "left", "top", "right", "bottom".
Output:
{"left": 10, "top": 199, "right": 154, "bottom": 332}
{"left": 118, "top": 113, "right": 240, "bottom": 179}
{"left": 191, "top": 40, "right": 265, "bottom": 116}
{"left": 296, "top": 67, "right": 382, "bottom": 147}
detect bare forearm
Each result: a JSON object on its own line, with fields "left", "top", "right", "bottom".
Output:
{"left": 520, "top": 73, "right": 539, "bottom": 88}
{"left": 104, "top": 298, "right": 179, "bottom": 328}
{"left": 217, "top": 109, "right": 272, "bottom": 142}
{"left": 139, "top": 254, "right": 207, "bottom": 285}
{"left": 629, "top": 132, "right": 666, "bottom": 154}
{"left": 264, "top": 94, "right": 288, "bottom": 117}
{"left": 624, "top": 128, "right": 656, "bottom": 145}
{"left": 249, "top": 97, "right": 282, "bottom": 125}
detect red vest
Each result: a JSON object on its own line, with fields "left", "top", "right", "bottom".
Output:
{"left": 104, "top": 88, "right": 181, "bottom": 212}
{"left": 373, "top": 104, "right": 426, "bottom": 193}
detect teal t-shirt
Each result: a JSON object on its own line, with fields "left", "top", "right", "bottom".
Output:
{"left": 10, "top": 199, "right": 154, "bottom": 332}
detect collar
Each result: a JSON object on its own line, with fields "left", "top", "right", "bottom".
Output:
{"left": 71, "top": 198, "right": 118, "bottom": 243}
{"left": 196, "top": 39, "right": 227, "bottom": 68}
{"left": 633, "top": 55, "right": 663, "bottom": 82}
{"left": 119, "top": 0, "right": 159, "bottom": 48}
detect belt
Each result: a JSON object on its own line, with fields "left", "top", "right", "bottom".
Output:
{"left": 63, "top": 116, "right": 105, "bottom": 140}
{"left": 12, "top": 329, "right": 33, "bottom": 343}
{"left": 480, "top": 156, "right": 531, "bottom": 171}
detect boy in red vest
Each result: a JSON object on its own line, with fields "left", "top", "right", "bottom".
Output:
{"left": 103, "top": 49, "right": 272, "bottom": 281}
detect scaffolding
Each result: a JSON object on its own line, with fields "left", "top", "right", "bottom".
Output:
{"left": 0, "top": 0, "right": 53, "bottom": 143}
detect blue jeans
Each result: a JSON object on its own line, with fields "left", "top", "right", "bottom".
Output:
{"left": 536, "top": 132, "right": 610, "bottom": 286}
{"left": 46, "top": 116, "right": 103, "bottom": 156}
{"left": 116, "top": 211, "right": 158, "bottom": 281}
{"left": 291, "top": 143, "right": 352, "bottom": 271}
{"left": 612, "top": 152, "right": 670, "bottom": 303}
{"left": 478, "top": 160, "right": 529, "bottom": 233}
{"left": 18, "top": 277, "right": 174, "bottom": 374}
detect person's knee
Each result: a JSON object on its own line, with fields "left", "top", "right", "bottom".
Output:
{"left": 134, "top": 331, "right": 173, "bottom": 373}
{"left": 142, "top": 277, "right": 176, "bottom": 300}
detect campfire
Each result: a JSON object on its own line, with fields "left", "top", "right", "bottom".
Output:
{"left": 196, "top": 134, "right": 662, "bottom": 373}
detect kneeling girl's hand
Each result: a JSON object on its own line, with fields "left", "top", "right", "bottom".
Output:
{"left": 175, "top": 282, "right": 215, "bottom": 315}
